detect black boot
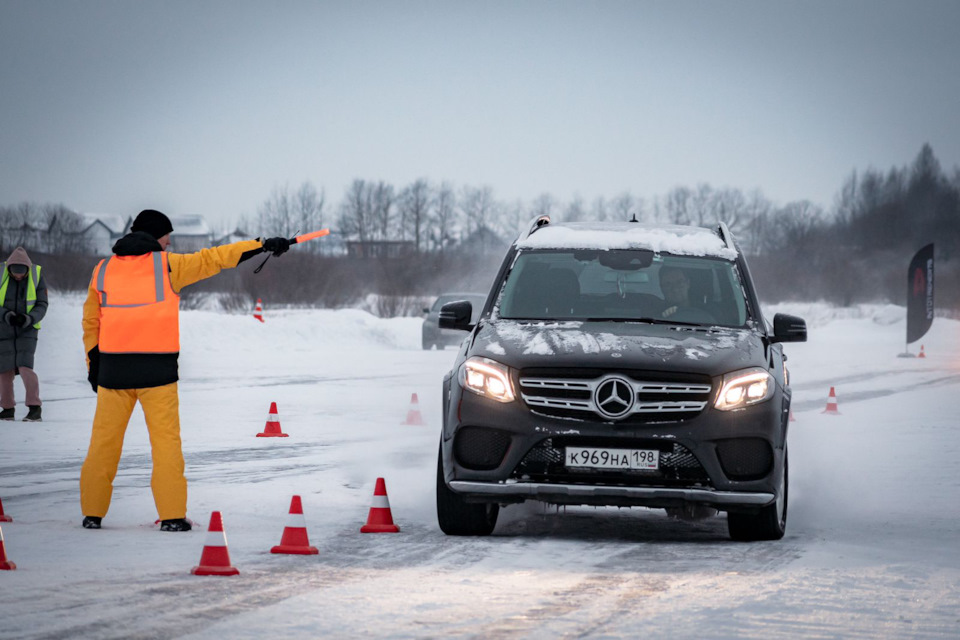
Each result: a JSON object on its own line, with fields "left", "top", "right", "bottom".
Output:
{"left": 160, "top": 518, "right": 192, "bottom": 532}
{"left": 82, "top": 516, "right": 102, "bottom": 529}
{"left": 0, "top": 408, "right": 14, "bottom": 421}
{"left": 23, "top": 406, "right": 41, "bottom": 422}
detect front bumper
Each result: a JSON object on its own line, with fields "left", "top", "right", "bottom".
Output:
{"left": 449, "top": 480, "right": 774, "bottom": 508}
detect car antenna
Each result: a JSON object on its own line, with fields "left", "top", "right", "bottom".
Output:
{"left": 629, "top": 213, "right": 638, "bottom": 223}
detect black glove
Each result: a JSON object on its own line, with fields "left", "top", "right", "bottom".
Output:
{"left": 2, "top": 311, "right": 15, "bottom": 326}
{"left": 87, "top": 346, "right": 100, "bottom": 393}
{"left": 262, "top": 237, "right": 292, "bottom": 256}
{"left": 9, "top": 313, "right": 29, "bottom": 328}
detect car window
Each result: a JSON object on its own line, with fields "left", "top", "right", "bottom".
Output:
{"left": 497, "top": 250, "right": 748, "bottom": 326}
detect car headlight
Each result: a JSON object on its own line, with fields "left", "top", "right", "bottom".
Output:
{"left": 458, "top": 356, "right": 515, "bottom": 403}
{"left": 714, "top": 367, "right": 775, "bottom": 411}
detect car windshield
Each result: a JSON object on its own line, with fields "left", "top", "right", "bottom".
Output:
{"left": 496, "top": 249, "right": 750, "bottom": 327}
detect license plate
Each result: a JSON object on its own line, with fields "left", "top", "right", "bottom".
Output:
{"left": 565, "top": 447, "right": 660, "bottom": 470}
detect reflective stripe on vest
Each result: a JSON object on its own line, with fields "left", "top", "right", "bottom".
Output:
{"left": 95, "top": 252, "right": 180, "bottom": 354}
{"left": 0, "top": 262, "right": 42, "bottom": 329}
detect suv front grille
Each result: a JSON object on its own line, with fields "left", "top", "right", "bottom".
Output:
{"left": 519, "top": 370, "right": 712, "bottom": 423}
{"left": 511, "top": 437, "right": 712, "bottom": 487}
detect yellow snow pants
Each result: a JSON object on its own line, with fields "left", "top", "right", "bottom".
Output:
{"left": 80, "top": 383, "right": 186, "bottom": 520}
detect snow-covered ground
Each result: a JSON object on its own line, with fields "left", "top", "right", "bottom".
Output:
{"left": 1, "top": 296, "right": 958, "bottom": 639}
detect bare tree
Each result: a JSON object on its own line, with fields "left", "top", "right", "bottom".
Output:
{"left": 662, "top": 186, "right": 692, "bottom": 225}
{"left": 563, "top": 195, "right": 587, "bottom": 222}
{"left": 431, "top": 182, "right": 457, "bottom": 252}
{"left": 739, "top": 190, "right": 773, "bottom": 256}
{"left": 590, "top": 196, "right": 609, "bottom": 221}
{"left": 712, "top": 187, "right": 746, "bottom": 231}
{"left": 497, "top": 198, "right": 527, "bottom": 240}
{"left": 257, "top": 185, "right": 295, "bottom": 237}
{"left": 44, "top": 204, "right": 90, "bottom": 254}
{"left": 459, "top": 185, "right": 495, "bottom": 236}
{"left": 398, "top": 179, "right": 431, "bottom": 252}
{"left": 529, "top": 193, "right": 556, "bottom": 219}
{"left": 772, "top": 200, "right": 824, "bottom": 254}
{"left": 338, "top": 179, "right": 372, "bottom": 243}
{"left": 372, "top": 181, "right": 395, "bottom": 240}
{"left": 295, "top": 182, "right": 325, "bottom": 232}
{"left": 610, "top": 191, "right": 638, "bottom": 221}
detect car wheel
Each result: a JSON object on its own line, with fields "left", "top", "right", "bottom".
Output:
{"left": 422, "top": 339, "right": 432, "bottom": 350}
{"left": 436, "top": 444, "right": 499, "bottom": 536}
{"left": 727, "top": 446, "right": 788, "bottom": 542}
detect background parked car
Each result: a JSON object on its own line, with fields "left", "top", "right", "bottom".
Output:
{"left": 422, "top": 293, "right": 487, "bottom": 350}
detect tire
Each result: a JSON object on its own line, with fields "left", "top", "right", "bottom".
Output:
{"left": 728, "top": 447, "right": 788, "bottom": 541}
{"left": 422, "top": 339, "right": 432, "bottom": 350}
{"left": 436, "top": 445, "right": 499, "bottom": 536}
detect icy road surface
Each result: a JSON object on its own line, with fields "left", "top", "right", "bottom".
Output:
{"left": 1, "top": 297, "right": 958, "bottom": 639}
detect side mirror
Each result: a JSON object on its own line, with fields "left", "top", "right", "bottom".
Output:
{"left": 439, "top": 300, "right": 474, "bottom": 331}
{"left": 771, "top": 313, "right": 807, "bottom": 343}
{"left": 422, "top": 307, "right": 430, "bottom": 314}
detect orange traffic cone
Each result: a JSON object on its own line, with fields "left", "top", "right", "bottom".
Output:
{"left": 918, "top": 344, "right": 926, "bottom": 358}
{"left": 822, "top": 386, "right": 841, "bottom": 414}
{"left": 360, "top": 477, "right": 400, "bottom": 533}
{"left": 0, "top": 496, "right": 11, "bottom": 522}
{"left": 257, "top": 402, "right": 289, "bottom": 437}
{"left": 404, "top": 393, "right": 424, "bottom": 426}
{"left": 253, "top": 298, "right": 264, "bottom": 323}
{"left": 190, "top": 511, "right": 239, "bottom": 576}
{"left": 271, "top": 495, "right": 319, "bottom": 555}
{"left": 0, "top": 524, "right": 16, "bottom": 570}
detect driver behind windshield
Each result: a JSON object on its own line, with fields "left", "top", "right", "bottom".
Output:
{"left": 658, "top": 266, "right": 692, "bottom": 318}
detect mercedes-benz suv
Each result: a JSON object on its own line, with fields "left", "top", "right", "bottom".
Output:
{"left": 436, "top": 217, "right": 807, "bottom": 541}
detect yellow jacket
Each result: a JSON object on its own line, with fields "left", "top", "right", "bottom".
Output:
{"left": 83, "top": 237, "right": 263, "bottom": 389}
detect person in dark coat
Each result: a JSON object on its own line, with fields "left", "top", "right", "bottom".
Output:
{"left": 0, "top": 246, "right": 48, "bottom": 422}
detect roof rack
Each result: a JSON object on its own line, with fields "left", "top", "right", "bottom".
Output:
{"left": 717, "top": 222, "right": 734, "bottom": 250}
{"left": 517, "top": 215, "right": 551, "bottom": 242}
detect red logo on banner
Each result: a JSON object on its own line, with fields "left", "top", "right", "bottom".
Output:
{"left": 913, "top": 268, "right": 926, "bottom": 296}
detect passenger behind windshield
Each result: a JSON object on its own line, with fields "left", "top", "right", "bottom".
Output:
{"left": 497, "top": 250, "right": 747, "bottom": 327}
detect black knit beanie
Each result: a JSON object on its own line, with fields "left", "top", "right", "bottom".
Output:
{"left": 131, "top": 209, "right": 174, "bottom": 239}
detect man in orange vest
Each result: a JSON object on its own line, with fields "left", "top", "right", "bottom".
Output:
{"left": 80, "top": 209, "right": 292, "bottom": 531}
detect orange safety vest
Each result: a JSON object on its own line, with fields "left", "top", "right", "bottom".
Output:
{"left": 93, "top": 252, "right": 180, "bottom": 354}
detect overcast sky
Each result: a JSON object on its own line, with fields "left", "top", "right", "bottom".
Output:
{"left": 2, "top": 0, "right": 959, "bottom": 230}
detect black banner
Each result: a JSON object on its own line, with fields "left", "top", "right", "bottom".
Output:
{"left": 906, "top": 243, "right": 934, "bottom": 344}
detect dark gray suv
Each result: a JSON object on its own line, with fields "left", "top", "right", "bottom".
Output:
{"left": 436, "top": 217, "right": 806, "bottom": 541}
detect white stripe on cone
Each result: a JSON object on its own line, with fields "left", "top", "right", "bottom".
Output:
{"left": 371, "top": 495, "right": 391, "bottom": 509}
{"left": 204, "top": 529, "right": 228, "bottom": 548}
{"left": 284, "top": 512, "right": 307, "bottom": 528}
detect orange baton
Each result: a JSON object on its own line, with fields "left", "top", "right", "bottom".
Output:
{"left": 294, "top": 229, "right": 330, "bottom": 244}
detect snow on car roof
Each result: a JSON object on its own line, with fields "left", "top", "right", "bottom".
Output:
{"left": 517, "top": 222, "right": 738, "bottom": 259}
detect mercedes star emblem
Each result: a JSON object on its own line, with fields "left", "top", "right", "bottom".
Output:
{"left": 594, "top": 376, "right": 634, "bottom": 419}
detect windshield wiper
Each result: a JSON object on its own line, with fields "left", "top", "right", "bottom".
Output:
{"left": 585, "top": 316, "right": 703, "bottom": 327}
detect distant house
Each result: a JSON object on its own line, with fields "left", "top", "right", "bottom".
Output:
{"left": 0, "top": 221, "right": 49, "bottom": 253}
{"left": 78, "top": 213, "right": 130, "bottom": 256}
{"left": 168, "top": 215, "right": 212, "bottom": 253}
{"left": 76, "top": 213, "right": 217, "bottom": 255}
{"left": 213, "top": 227, "right": 251, "bottom": 246}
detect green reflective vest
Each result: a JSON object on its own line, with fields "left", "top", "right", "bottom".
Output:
{"left": 0, "top": 263, "right": 42, "bottom": 329}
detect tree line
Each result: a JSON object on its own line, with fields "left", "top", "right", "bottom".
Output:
{"left": 2, "top": 144, "right": 958, "bottom": 313}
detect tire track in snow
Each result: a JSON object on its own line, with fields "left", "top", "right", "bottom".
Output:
{"left": 791, "top": 372, "right": 960, "bottom": 412}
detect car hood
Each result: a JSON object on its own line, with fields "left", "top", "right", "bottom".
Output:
{"left": 470, "top": 319, "right": 766, "bottom": 376}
